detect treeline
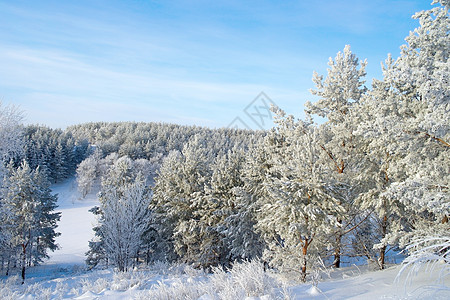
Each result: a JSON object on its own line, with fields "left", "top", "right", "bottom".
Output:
{"left": 72, "top": 122, "right": 262, "bottom": 198}
{"left": 84, "top": 1, "right": 448, "bottom": 282}
{"left": 67, "top": 121, "right": 261, "bottom": 160}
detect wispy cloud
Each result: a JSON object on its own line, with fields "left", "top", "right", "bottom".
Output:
{"left": 0, "top": 46, "right": 294, "bottom": 128}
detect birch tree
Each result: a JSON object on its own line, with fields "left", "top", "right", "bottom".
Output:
{"left": 87, "top": 157, "right": 152, "bottom": 271}
{"left": 0, "top": 102, "right": 24, "bottom": 175}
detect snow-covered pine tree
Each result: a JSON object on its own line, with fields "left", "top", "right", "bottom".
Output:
{"left": 0, "top": 102, "right": 24, "bottom": 275}
{"left": 353, "top": 0, "right": 449, "bottom": 269}
{"left": 87, "top": 156, "right": 152, "bottom": 271}
{"left": 53, "top": 142, "right": 68, "bottom": 183}
{"left": 203, "top": 148, "right": 249, "bottom": 266}
{"left": 385, "top": 0, "right": 449, "bottom": 230}
{"left": 307, "top": 45, "right": 367, "bottom": 123}
{"left": 86, "top": 205, "right": 106, "bottom": 268}
{"left": 353, "top": 59, "right": 408, "bottom": 269}
{"left": 172, "top": 137, "right": 212, "bottom": 266}
{"left": 150, "top": 150, "right": 184, "bottom": 263}
{"left": 152, "top": 135, "right": 216, "bottom": 267}
{"left": 306, "top": 45, "right": 369, "bottom": 268}
{"left": 28, "top": 163, "right": 61, "bottom": 265}
{"left": 256, "top": 108, "right": 344, "bottom": 281}
{"left": 223, "top": 145, "right": 267, "bottom": 262}
{"left": 0, "top": 161, "right": 60, "bottom": 283}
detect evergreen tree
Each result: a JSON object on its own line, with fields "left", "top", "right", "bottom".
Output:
{"left": 353, "top": 0, "right": 449, "bottom": 268}
{"left": 200, "top": 149, "right": 248, "bottom": 266}
{"left": 306, "top": 45, "right": 369, "bottom": 268}
{"left": 53, "top": 142, "right": 68, "bottom": 183}
{"left": 153, "top": 136, "right": 215, "bottom": 267}
{"left": 150, "top": 150, "right": 184, "bottom": 263}
{"left": 0, "top": 161, "right": 60, "bottom": 283}
{"left": 222, "top": 147, "right": 265, "bottom": 262}
{"left": 256, "top": 109, "right": 344, "bottom": 281}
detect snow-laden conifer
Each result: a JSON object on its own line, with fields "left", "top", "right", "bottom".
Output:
{"left": 306, "top": 45, "right": 369, "bottom": 268}
{"left": 215, "top": 148, "right": 264, "bottom": 262}
{"left": 0, "top": 161, "right": 60, "bottom": 283}
{"left": 153, "top": 135, "right": 215, "bottom": 267}
{"left": 353, "top": 0, "right": 449, "bottom": 269}
{"left": 256, "top": 108, "right": 344, "bottom": 281}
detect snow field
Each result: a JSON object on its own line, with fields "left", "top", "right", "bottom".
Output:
{"left": 1, "top": 260, "right": 449, "bottom": 299}
{"left": 48, "top": 178, "right": 99, "bottom": 265}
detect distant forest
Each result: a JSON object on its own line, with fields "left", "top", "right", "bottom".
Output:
{"left": 19, "top": 121, "right": 261, "bottom": 183}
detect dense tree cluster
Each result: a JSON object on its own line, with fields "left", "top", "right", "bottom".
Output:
{"left": 21, "top": 125, "right": 90, "bottom": 183}
{"left": 0, "top": 161, "right": 60, "bottom": 284}
{"left": 83, "top": 129, "right": 261, "bottom": 269}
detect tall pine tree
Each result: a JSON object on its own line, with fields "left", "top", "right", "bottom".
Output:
{"left": 0, "top": 161, "right": 60, "bottom": 283}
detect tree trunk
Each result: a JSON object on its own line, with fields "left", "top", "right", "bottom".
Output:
{"left": 28, "top": 240, "right": 33, "bottom": 267}
{"left": 379, "top": 244, "right": 386, "bottom": 270}
{"left": 6, "top": 256, "right": 11, "bottom": 276}
{"left": 379, "top": 215, "right": 388, "bottom": 270}
{"left": 21, "top": 244, "right": 27, "bottom": 284}
{"left": 21, "top": 266, "right": 26, "bottom": 284}
{"left": 334, "top": 232, "right": 342, "bottom": 268}
{"left": 301, "top": 239, "right": 309, "bottom": 282}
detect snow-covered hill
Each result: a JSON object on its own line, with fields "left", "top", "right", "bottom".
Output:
{"left": 0, "top": 177, "right": 448, "bottom": 299}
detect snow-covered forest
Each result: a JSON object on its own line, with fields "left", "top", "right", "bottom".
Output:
{"left": 0, "top": 1, "right": 449, "bottom": 299}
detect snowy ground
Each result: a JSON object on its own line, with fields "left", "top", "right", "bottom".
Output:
{"left": 0, "top": 177, "right": 449, "bottom": 299}
{"left": 48, "top": 178, "right": 99, "bottom": 266}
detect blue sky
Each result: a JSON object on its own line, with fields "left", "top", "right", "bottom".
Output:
{"left": 0, "top": 0, "right": 433, "bottom": 129}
